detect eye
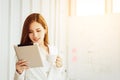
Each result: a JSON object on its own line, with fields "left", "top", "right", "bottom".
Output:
{"left": 37, "top": 29, "right": 41, "bottom": 32}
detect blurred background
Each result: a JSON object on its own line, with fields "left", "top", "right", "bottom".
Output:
{"left": 0, "top": 0, "right": 120, "bottom": 80}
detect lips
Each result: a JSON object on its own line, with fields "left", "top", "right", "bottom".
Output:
{"left": 33, "top": 38, "right": 40, "bottom": 42}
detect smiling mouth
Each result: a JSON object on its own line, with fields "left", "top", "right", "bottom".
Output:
{"left": 33, "top": 38, "right": 40, "bottom": 42}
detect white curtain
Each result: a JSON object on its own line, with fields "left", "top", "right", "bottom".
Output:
{"left": 0, "top": 0, "right": 67, "bottom": 80}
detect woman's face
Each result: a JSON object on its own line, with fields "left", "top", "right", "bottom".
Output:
{"left": 29, "top": 21, "right": 46, "bottom": 44}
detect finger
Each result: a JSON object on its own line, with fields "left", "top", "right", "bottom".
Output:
{"left": 56, "top": 57, "right": 62, "bottom": 61}
{"left": 17, "top": 65, "right": 29, "bottom": 70}
{"left": 17, "top": 69, "right": 23, "bottom": 74}
{"left": 56, "top": 62, "right": 62, "bottom": 68}
{"left": 23, "top": 65, "right": 29, "bottom": 69}
{"left": 17, "top": 65, "right": 29, "bottom": 74}
{"left": 16, "top": 61, "right": 28, "bottom": 66}
{"left": 19, "top": 62, "right": 28, "bottom": 66}
{"left": 17, "top": 60, "right": 27, "bottom": 64}
{"left": 56, "top": 60, "right": 62, "bottom": 66}
{"left": 56, "top": 60, "right": 62, "bottom": 64}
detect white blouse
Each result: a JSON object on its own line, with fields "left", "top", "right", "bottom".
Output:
{"left": 14, "top": 45, "right": 64, "bottom": 80}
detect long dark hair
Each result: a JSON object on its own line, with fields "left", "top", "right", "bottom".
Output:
{"left": 20, "top": 13, "right": 49, "bottom": 46}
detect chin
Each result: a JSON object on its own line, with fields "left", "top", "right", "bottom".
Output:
{"left": 33, "top": 41, "right": 38, "bottom": 43}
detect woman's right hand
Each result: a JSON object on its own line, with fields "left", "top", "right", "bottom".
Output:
{"left": 16, "top": 60, "right": 29, "bottom": 74}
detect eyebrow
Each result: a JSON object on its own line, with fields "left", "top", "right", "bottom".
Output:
{"left": 36, "top": 28, "right": 41, "bottom": 30}
{"left": 29, "top": 28, "right": 41, "bottom": 31}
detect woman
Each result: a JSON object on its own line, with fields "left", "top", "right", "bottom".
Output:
{"left": 14, "top": 13, "right": 64, "bottom": 80}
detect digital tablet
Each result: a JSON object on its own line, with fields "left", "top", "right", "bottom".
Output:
{"left": 14, "top": 44, "right": 43, "bottom": 68}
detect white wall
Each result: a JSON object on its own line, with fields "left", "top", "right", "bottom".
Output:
{"left": 0, "top": 0, "right": 67, "bottom": 80}
{"left": 67, "top": 14, "right": 120, "bottom": 80}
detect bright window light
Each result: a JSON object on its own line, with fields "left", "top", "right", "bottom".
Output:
{"left": 113, "top": 0, "right": 120, "bottom": 13}
{"left": 76, "top": 0, "right": 105, "bottom": 16}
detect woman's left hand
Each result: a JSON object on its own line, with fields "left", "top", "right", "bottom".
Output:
{"left": 55, "top": 56, "right": 63, "bottom": 68}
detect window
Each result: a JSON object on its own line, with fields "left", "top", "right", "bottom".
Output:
{"left": 113, "top": 0, "right": 120, "bottom": 13}
{"left": 76, "top": 0, "right": 105, "bottom": 16}
{"left": 68, "top": 0, "right": 120, "bottom": 16}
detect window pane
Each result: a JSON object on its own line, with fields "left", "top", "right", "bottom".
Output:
{"left": 113, "top": 0, "right": 120, "bottom": 13}
{"left": 76, "top": 0, "right": 105, "bottom": 16}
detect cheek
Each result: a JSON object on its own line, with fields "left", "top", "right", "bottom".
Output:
{"left": 41, "top": 33, "right": 46, "bottom": 38}
{"left": 29, "top": 34, "right": 33, "bottom": 40}
{"left": 39, "top": 32, "right": 45, "bottom": 38}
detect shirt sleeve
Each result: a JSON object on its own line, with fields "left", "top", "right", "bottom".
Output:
{"left": 54, "top": 47, "right": 66, "bottom": 79}
{"left": 48, "top": 45, "right": 66, "bottom": 80}
{"left": 14, "top": 70, "right": 25, "bottom": 80}
{"left": 51, "top": 45, "right": 66, "bottom": 73}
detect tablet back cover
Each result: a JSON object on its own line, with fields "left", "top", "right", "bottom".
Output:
{"left": 14, "top": 44, "right": 43, "bottom": 68}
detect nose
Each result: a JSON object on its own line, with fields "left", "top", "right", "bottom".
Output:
{"left": 33, "top": 32, "right": 38, "bottom": 38}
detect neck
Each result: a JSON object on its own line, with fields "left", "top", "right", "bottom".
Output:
{"left": 39, "top": 43, "right": 49, "bottom": 54}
